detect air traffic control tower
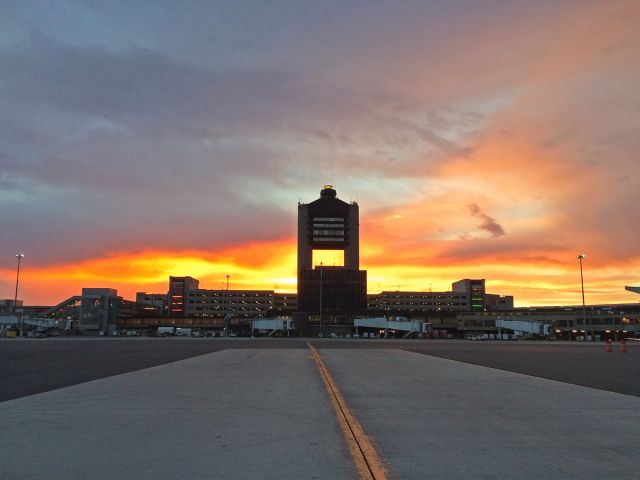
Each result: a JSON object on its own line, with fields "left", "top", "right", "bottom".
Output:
{"left": 296, "top": 185, "right": 367, "bottom": 334}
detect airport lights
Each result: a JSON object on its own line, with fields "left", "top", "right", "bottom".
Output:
{"left": 577, "top": 254, "right": 588, "bottom": 341}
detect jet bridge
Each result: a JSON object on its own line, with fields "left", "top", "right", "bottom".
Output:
{"left": 1, "top": 316, "right": 58, "bottom": 327}
{"left": 354, "top": 317, "right": 424, "bottom": 338}
{"left": 251, "top": 318, "right": 292, "bottom": 336}
{"left": 495, "top": 319, "right": 553, "bottom": 336}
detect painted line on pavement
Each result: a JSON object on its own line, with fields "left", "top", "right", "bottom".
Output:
{"left": 308, "top": 342, "right": 388, "bottom": 480}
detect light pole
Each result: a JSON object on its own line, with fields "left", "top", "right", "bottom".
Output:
{"left": 319, "top": 262, "right": 323, "bottom": 338}
{"left": 223, "top": 274, "right": 231, "bottom": 336}
{"left": 577, "top": 254, "right": 587, "bottom": 341}
{"left": 14, "top": 254, "right": 24, "bottom": 336}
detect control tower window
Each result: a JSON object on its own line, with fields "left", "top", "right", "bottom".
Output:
{"left": 313, "top": 250, "right": 344, "bottom": 267}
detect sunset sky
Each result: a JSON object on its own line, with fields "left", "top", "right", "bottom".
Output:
{"left": 1, "top": 1, "right": 639, "bottom": 307}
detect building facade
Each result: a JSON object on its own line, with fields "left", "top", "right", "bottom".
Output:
{"left": 368, "top": 291, "right": 469, "bottom": 312}
{"left": 368, "top": 279, "right": 512, "bottom": 314}
{"left": 186, "top": 289, "right": 276, "bottom": 318}
{"left": 456, "top": 303, "right": 640, "bottom": 340}
{"left": 136, "top": 292, "right": 168, "bottom": 315}
{"left": 78, "top": 288, "right": 119, "bottom": 333}
{"left": 297, "top": 186, "right": 367, "bottom": 331}
{"left": 452, "top": 279, "right": 486, "bottom": 312}
{"left": 168, "top": 276, "right": 200, "bottom": 317}
{"left": 0, "top": 299, "right": 23, "bottom": 316}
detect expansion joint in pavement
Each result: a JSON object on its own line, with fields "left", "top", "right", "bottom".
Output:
{"left": 307, "top": 342, "right": 388, "bottom": 480}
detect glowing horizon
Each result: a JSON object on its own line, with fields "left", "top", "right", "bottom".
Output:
{"left": 3, "top": 233, "right": 639, "bottom": 308}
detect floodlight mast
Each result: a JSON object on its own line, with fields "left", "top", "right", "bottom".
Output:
{"left": 14, "top": 254, "right": 24, "bottom": 315}
{"left": 224, "top": 274, "right": 231, "bottom": 335}
{"left": 14, "top": 253, "right": 24, "bottom": 337}
{"left": 577, "top": 254, "right": 588, "bottom": 341}
{"left": 319, "top": 262, "right": 323, "bottom": 337}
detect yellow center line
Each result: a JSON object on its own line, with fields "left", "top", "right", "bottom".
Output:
{"left": 307, "top": 342, "right": 388, "bottom": 480}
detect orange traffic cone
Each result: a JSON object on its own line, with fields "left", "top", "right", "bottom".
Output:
{"left": 620, "top": 339, "right": 628, "bottom": 353}
{"left": 606, "top": 339, "right": 612, "bottom": 352}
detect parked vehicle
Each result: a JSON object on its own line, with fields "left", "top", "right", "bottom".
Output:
{"left": 157, "top": 326, "right": 176, "bottom": 336}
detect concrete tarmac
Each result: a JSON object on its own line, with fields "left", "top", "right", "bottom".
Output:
{"left": 321, "top": 349, "right": 640, "bottom": 479}
{"left": 3, "top": 339, "right": 638, "bottom": 402}
{"left": 0, "top": 338, "right": 305, "bottom": 402}
{"left": 0, "top": 349, "right": 354, "bottom": 480}
{"left": 314, "top": 339, "right": 640, "bottom": 397}
{"left": 2, "top": 341, "right": 639, "bottom": 479}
